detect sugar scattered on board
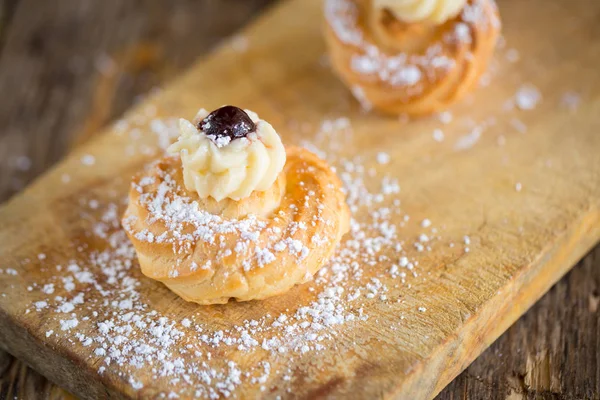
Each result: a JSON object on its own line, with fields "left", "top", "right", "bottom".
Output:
{"left": 438, "top": 112, "right": 453, "bottom": 124}
{"left": 505, "top": 48, "right": 519, "bottom": 63}
{"left": 454, "top": 126, "right": 483, "bottom": 150}
{"left": 515, "top": 84, "right": 541, "bottom": 110}
{"left": 81, "top": 154, "right": 96, "bottom": 166}
{"left": 560, "top": 91, "right": 581, "bottom": 111}
{"left": 230, "top": 35, "right": 249, "bottom": 53}
{"left": 8, "top": 112, "right": 461, "bottom": 398}
{"left": 376, "top": 152, "right": 390, "bottom": 165}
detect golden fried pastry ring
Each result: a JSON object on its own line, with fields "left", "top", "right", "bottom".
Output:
{"left": 122, "top": 146, "right": 350, "bottom": 305}
{"left": 325, "top": 0, "right": 501, "bottom": 116}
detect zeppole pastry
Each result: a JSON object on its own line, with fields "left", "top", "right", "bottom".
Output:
{"left": 325, "top": 0, "right": 501, "bottom": 116}
{"left": 122, "top": 106, "right": 350, "bottom": 304}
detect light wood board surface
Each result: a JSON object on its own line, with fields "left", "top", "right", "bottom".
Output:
{"left": 0, "top": 0, "right": 599, "bottom": 399}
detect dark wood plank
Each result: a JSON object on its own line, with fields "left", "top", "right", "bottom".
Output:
{"left": 437, "top": 246, "right": 600, "bottom": 400}
{"left": 0, "top": 351, "right": 72, "bottom": 400}
{"left": 0, "top": 1, "right": 598, "bottom": 399}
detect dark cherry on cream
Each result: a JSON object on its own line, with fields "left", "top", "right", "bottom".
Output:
{"left": 199, "top": 106, "right": 256, "bottom": 140}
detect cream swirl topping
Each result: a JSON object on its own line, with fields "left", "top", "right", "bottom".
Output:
{"left": 374, "top": 0, "right": 467, "bottom": 24}
{"left": 167, "top": 108, "right": 286, "bottom": 202}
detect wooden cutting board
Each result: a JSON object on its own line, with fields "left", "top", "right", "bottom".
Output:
{"left": 1, "top": 0, "right": 599, "bottom": 398}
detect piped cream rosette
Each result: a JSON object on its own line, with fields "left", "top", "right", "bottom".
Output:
{"left": 325, "top": 0, "right": 501, "bottom": 116}
{"left": 122, "top": 107, "right": 350, "bottom": 304}
{"left": 374, "top": 0, "right": 467, "bottom": 24}
{"left": 169, "top": 109, "right": 286, "bottom": 204}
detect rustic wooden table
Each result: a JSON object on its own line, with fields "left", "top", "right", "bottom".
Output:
{"left": 0, "top": 1, "right": 597, "bottom": 399}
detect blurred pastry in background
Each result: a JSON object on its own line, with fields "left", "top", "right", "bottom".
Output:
{"left": 325, "top": 0, "right": 501, "bottom": 116}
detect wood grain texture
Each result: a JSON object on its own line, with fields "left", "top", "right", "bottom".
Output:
{"left": 440, "top": 245, "right": 600, "bottom": 400}
{"left": 0, "top": 0, "right": 599, "bottom": 399}
{"left": 0, "top": 1, "right": 277, "bottom": 399}
{"left": 0, "top": 0, "right": 274, "bottom": 201}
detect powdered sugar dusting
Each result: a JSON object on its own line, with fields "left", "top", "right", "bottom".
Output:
{"left": 515, "top": 84, "right": 542, "bottom": 110}
{"left": 1, "top": 108, "right": 467, "bottom": 397}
